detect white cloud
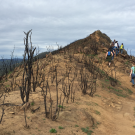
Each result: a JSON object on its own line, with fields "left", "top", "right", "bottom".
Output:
{"left": 0, "top": 0, "right": 135, "bottom": 58}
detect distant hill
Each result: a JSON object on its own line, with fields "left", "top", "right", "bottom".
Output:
{"left": 0, "top": 51, "right": 51, "bottom": 77}
{"left": 0, "top": 59, "right": 24, "bottom": 76}
{"left": 32, "top": 51, "right": 51, "bottom": 61}
{"left": 51, "top": 30, "right": 127, "bottom": 55}
{"left": 0, "top": 58, "right": 23, "bottom": 61}
{"left": 51, "top": 30, "right": 112, "bottom": 55}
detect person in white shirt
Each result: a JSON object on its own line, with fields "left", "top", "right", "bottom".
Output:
{"left": 114, "top": 41, "right": 118, "bottom": 47}
{"left": 114, "top": 41, "right": 119, "bottom": 56}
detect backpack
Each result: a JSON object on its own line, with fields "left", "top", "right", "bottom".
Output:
{"left": 132, "top": 66, "right": 135, "bottom": 74}
{"left": 108, "top": 51, "right": 111, "bottom": 56}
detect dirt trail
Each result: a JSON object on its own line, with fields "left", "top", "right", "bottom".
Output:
{"left": 95, "top": 55, "right": 135, "bottom": 135}
{"left": 102, "top": 56, "right": 134, "bottom": 91}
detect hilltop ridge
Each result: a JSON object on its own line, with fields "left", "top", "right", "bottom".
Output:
{"left": 52, "top": 30, "right": 128, "bottom": 56}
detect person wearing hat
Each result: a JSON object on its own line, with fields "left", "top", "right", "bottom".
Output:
{"left": 130, "top": 62, "right": 135, "bottom": 87}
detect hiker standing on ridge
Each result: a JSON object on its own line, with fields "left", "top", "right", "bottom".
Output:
{"left": 114, "top": 41, "right": 118, "bottom": 56}
{"left": 105, "top": 48, "right": 113, "bottom": 67}
{"left": 117, "top": 41, "right": 120, "bottom": 54}
{"left": 113, "top": 39, "right": 116, "bottom": 45}
{"left": 130, "top": 62, "right": 135, "bottom": 87}
{"left": 120, "top": 43, "right": 124, "bottom": 54}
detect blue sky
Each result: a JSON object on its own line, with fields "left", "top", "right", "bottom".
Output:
{"left": 0, "top": 0, "right": 135, "bottom": 59}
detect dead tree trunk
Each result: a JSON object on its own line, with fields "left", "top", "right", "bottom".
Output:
{"left": 20, "top": 29, "right": 36, "bottom": 103}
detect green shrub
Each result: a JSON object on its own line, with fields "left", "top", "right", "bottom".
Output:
{"left": 116, "top": 94, "right": 127, "bottom": 98}
{"left": 58, "top": 126, "right": 64, "bottom": 129}
{"left": 81, "top": 127, "right": 93, "bottom": 135}
{"left": 5, "top": 85, "right": 10, "bottom": 87}
{"left": 95, "top": 110, "right": 100, "bottom": 115}
{"left": 127, "top": 88, "right": 133, "bottom": 95}
{"left": 49, "top": 128, "right": 57, "bottom": 133}
{"left": 31, "top": 101, "right": 35, "bottom": 106}
{"left": 94, "top": 94, "right": 101, "bottom": 97}
{"left": 58, "top": 105, "right": 65, "bottom": 109}
{"left": 105, "top": 79, "right": 109, "bottom": 82}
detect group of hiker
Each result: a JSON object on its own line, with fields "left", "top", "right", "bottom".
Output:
{"left": 105, "top": 39, "right": 124, "bottom": 67}
{"left": 105, "top": 39, "right": 135, "bottom": 87}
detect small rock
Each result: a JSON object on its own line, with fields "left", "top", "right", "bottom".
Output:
{"left": 111, "top": 103, "right": 115, "bottom": 108}
{"left": 123, "top": 113, "right": 134, "bottom": 121}
{"left": 31, "top": 116, "right": 38, "bottom": 120}
{"left": 9, "top": 112, "right": 15, "bottom": 114}
{"left": 117, "top": 102, "right": 121, "bottom": 105}
{"left": 82, "top": 117, "right": 87, "bottom": 121}
{"left": 94, "top": 59, "right": 99, "bottom": 63}
{"left": 116, "top": 106, "right": 122, "bottom": 111}
{"left": 102, "top": 99, "right": 107, "bottom": 103}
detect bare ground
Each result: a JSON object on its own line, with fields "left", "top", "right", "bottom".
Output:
{"left": 0, "top": 53, "right": 135, "bottom": 135}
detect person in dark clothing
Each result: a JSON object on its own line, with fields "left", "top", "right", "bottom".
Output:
{"left": 113, "top": 39, "right": 116, "bottom": 45}
{"left": 117, "top": 41, "right": 120, "bottom": 54}
{"left": 109, "top": 43, "right": 115, "bottom": 60}
{"left": 105, "top": 48, "right": 113, "bottom": 67}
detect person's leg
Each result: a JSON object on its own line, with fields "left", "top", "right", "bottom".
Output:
{"left": 116, "top": 48, "right": 118, "bottom": 56}
{"left": 121, "top": 49, "right": 123, "bottom": 54}
{"left": 113, "top": 51, "right": 115, "bottom": 57}
{"left": 109, "top": 58, "right": 111, "bottom": 67}
{"left": 131, "top": 74, "right": 135, "bottom": 85}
